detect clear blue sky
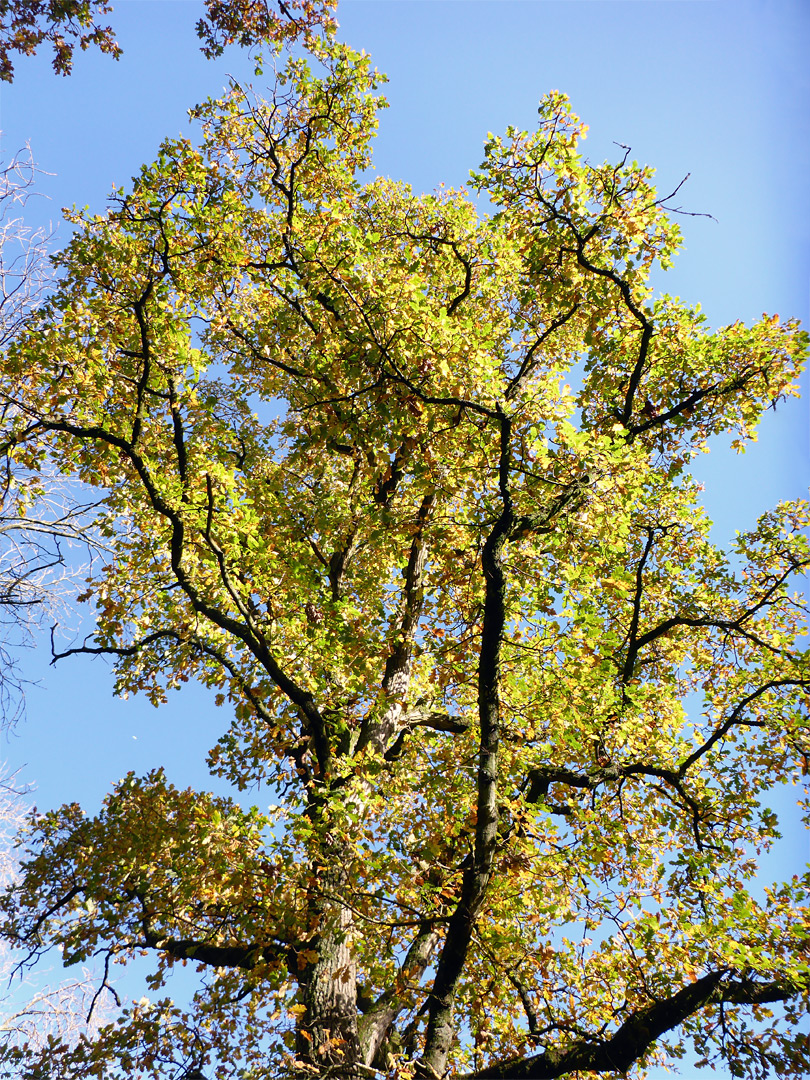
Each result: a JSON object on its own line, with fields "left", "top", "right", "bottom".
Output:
{"left": 0, "top": 1, "right": 808, "bottom": 1073}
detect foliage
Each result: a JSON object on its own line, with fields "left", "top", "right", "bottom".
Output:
{"left": 0, "top": 0, "right": 335, "bottom": 82}
{"left": 0, "top": 0, "right": 119, "bottom": 82}
{"left": 0, "top": 768, "right": 110, "bottom": 1056}
{"left": 0, "top": 18, "right": 808, "bottom": 1080}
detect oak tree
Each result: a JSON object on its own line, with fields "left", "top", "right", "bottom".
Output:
{"left": 0, "top": 20, "right": 808, "bottom": 1080}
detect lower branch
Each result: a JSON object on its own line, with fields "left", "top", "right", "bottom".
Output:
{"left": 462, "top": 970, "right": 806, "bottom": 1079}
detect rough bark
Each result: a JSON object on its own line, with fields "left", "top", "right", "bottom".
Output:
{"left": 297, "top": 860, "right": 363, "bottom": 1078}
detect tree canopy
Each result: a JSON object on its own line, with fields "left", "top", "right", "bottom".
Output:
{"left": 0, "top": 14, "right": 808, "bottom": 1080}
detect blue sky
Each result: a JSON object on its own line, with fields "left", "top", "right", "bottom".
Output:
{"left": 0, "top": 0, "right": 808, "bottom": 1073}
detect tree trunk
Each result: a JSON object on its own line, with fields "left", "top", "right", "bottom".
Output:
{"left": 296, "top": 860, "right": 363, "bottom": 1079}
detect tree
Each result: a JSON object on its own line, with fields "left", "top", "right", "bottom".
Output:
{"left": 0, "top": 22, "right": 808, "bottom": 1080}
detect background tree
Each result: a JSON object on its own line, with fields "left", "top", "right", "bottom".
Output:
{"left": 0, "top": 20, "right": 808, "bottom": 1080}
{"left": 0, "top": 144, "right": 103, "bottom": 722}
{"left": 0, "top": 145, "right": 112, "bottom": 1063}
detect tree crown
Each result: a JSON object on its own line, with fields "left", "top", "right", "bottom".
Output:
{"left": 0, "top": 22, "right": 808, "bottom": 1080}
